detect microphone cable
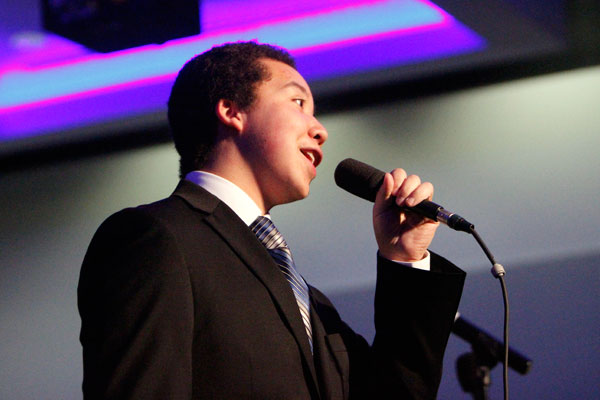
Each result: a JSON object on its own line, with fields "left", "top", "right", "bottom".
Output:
{"left": 470, "top": 226, "right": 510, "bottom": 400}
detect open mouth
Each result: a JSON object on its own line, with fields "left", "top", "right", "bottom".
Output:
{"left": 300, "top": 149, "right": 321, "bottom": 168}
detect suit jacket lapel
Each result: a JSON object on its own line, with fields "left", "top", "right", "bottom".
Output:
{"left": 172, "top": 180, "right": 320, "bottom": 396}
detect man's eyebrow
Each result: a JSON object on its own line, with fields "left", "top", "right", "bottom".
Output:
{"left": 281, "top": 81, "right": 310, "bottom": 96}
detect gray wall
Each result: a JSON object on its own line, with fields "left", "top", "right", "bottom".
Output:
{"left": 1, "top": 66, "right": 598, "bottom": 399}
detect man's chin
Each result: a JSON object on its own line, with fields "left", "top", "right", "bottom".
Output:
{"left": 290, "top": 190, "right": 310, "bottom": 203}
{"left": 278, "top": 186, "right": 311, "bottom": 206}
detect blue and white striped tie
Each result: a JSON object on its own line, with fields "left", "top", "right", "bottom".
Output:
{"left": 250, "top": 216, "right": 313, "bottom": 351}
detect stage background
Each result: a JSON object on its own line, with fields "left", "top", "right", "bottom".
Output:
{"left": 1, "top": 64, "right": 598, "bottom": 399}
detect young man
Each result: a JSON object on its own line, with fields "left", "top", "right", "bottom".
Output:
{"left": 79, "top": 42, "right": 465, "bottom": 399}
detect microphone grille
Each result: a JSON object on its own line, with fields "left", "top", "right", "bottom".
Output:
{"left": 334, "top": 158, "right": 385, "bottom": 202}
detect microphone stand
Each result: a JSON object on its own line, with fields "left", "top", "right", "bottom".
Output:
{"left": 456, "top": 344, "right": 496, "bottom": 400}
{"left": 453, "top": 315, "right": 532, "bottom": 400}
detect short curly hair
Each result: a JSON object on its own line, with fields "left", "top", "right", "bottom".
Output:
{"left": 167, "top": 41, "right": 296, "bottom": 178}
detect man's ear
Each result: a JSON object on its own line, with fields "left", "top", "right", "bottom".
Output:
{"left": 215, "top": 99, "right": 244, "bottom": 134}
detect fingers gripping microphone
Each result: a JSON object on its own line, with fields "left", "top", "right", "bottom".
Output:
{"left": 334, "top": 158, "right": 474, "bottom": 233}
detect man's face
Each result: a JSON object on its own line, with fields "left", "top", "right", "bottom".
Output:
{"left": 238, "top": 58, "right": 328, "bottom": 210}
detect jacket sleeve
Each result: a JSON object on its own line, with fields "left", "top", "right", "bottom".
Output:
{"left": 311, "top": 251, "right": 465, "bottom": 400}
{"left": 78, "top": 208, "right": 194, "bottom": 400}
{"left": 371, "top": 252, "right": 465, "bottom": 399}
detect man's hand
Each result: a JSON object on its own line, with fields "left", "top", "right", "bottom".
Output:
{"left": 373, "top": 169, "right": 439, "bottom": 262}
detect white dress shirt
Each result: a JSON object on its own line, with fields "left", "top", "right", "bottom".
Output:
{"left": 185, "top": 170, "right": 430, "bottom": 271}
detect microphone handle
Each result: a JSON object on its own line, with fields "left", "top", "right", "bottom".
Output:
{"left": 406, "top": 200, "right": 473, "bottom": 233}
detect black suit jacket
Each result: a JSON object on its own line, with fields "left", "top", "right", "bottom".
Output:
{"left": 78, "top": 180, "right": 465, "bottom": 399}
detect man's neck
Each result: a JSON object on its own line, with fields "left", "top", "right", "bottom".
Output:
{"left": 201, "top": 153, "right": 270, "bottom": 214}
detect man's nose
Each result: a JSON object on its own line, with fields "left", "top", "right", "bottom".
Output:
{"left": 310, "top": 119, "right": 328, "bottom": 146}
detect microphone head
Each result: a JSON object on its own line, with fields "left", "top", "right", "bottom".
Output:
{"left": 334, "top": 158, "right": 385, "bottom": 202}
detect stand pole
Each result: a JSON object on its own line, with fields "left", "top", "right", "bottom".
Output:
{"left": 456, "top": 352, "right": 494, "bottom": 400}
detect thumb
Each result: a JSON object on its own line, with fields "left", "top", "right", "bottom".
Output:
{"left": 374, "top": 173, "right": 394, "bottom": 211}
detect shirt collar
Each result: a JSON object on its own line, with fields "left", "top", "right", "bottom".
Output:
{"left": 185, "top": 171, "right": 267, "bottom": 226}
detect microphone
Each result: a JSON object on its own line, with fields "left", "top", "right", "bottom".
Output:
{"left": 334, "top": 158, "right": 473, "bottom": 232}
{"left": 453, "top": 313, "right": 532, "bottom": 375}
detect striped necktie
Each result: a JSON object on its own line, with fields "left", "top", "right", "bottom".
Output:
{"left": 250, "top": 216, "right": 313, "bottom": 351}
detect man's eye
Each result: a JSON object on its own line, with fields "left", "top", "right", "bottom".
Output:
{"left": 294, "top": 99, "right": 304, "bottom": 107}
